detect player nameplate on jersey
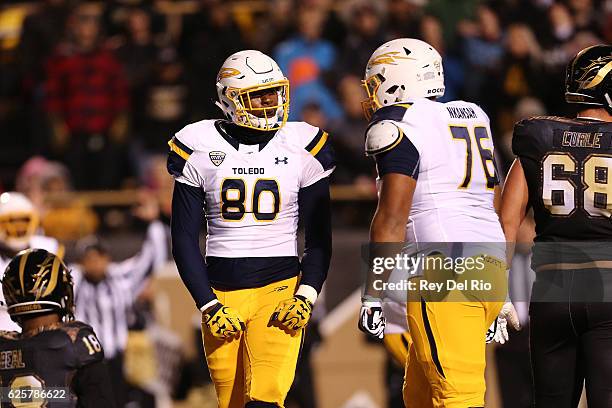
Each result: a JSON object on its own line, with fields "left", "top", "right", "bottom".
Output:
{"left": 553, "top": 130, "right": 611, "bottom": 149}
{"left": 209, "top": 151, "right": 226, "bottom": 166}
{"left": 0, "top": 350, "right": 25, "bottom": 370}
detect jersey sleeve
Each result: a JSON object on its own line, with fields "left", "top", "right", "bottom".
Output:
{"left": 167, "top": 128, "right": 204, "bottom": 188}
{"left": 301, "top": 128, "right": 336, "bottom": 188}
{"left": 72, "top": 323, "right": 105, "bottom": 369}
{"left": 512, "top": 118, "right": 544, "bottom": 162}
{"left": 374, "top": 135, "right": 420, "bottom": 178}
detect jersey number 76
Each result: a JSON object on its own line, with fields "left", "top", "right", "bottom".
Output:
{"left": 450, "top": 125, "right": 498, "bottom": 190}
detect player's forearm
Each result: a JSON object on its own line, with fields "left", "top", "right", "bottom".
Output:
{"left": 298, "top": 178, "right": 332, "bottom": 303}
{"left": 370, "top": 209, "right": 407, "bottom": 243}
{"left": 171, "top": 182, "right": 217, "bottom": 309}
{"left": 500, "top": 159, "right": 529, "bottom": 263}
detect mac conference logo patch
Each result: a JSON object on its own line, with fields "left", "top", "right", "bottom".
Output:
{"left": 209, "top": 151, "right": 226, "bottom": 166}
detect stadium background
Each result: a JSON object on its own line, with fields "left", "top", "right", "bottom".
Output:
{"left": 0, "top": 0, "right": 609, "bottom": 406}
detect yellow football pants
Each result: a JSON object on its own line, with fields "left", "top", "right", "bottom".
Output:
{"left": 406, "top": 255, "right": 506, "bottom": 408}
{"left": 384, "top": 332, "right": 433, "bottom": 408}
{"left": 202, "top": 276, "right": 302, "bottom": 408}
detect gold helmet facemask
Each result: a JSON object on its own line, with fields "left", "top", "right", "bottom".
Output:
{"left": 224, "top": 79, "right": 290, "bottom": 131}
{"left": 361, "top": 73, "right": 385, "bottom": 121}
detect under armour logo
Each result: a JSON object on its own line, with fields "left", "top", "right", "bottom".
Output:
{"left": 275, "top": 157, "right": 288, "bottom": 164}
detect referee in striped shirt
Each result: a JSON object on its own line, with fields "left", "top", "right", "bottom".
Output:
{"left": 71, "top": 203, "right": 168, "bottom": 407}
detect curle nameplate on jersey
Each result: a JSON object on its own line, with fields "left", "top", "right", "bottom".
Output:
{"left": 365, "top": 120, "right": 404, "bottom": 156}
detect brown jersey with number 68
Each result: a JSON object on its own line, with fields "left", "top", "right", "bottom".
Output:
{"left": 513, "top": 116, "right": 612, "bottom": 244}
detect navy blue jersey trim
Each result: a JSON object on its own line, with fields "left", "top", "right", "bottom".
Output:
{"left": 214, "top": 120, "right": 240, "bottom": 150}
{"left": 375, "top": 136, "right": 420, "bottom": 178}
{"left": 167, "top": 151, "right": 186, "bottom": 177}
{"left": 305, "top": 129, "right": 325, "bottom": 152}
{"left": 172, "top": 137, "right": 193, "bottom": 156}
{"left": 370, "top": 104, "right": 412, "bottom": 126}
{"left": 206, "top": 256, "right": 300, "bottom": 289}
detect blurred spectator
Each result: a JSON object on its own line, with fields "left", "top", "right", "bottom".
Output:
{"left": 16, "top": 1, "right": 70, "bottom": 162}
{"left": 132, "top": 46, "right": 190, "bottom": 161}
{"left": 274, "top": 5, "right": 342, "bottom": 121}
{"left": 427, "top": 0, "right": 480, "bottom": 50}
{"left": 44, "top": 3, "right": 131, "bottom": 190}
{"left": 254, "top": 0, "right": 295, "bottom": 52}
{"left": 307, "top": 0, "right": 348, "bottom": 48}
{"left": 331, "top": 75, "right": 371, "bottom": 183}
{"left": 116, "top": 7, "right": 159, "bottom": 118}
{"left": 497, "top": 24, "right": 542, "bottom": 111}
{"left": 461, "top": 5, "right": 504, "bottom": 109}
{"left": 385, "top": 0, "right": 424, "bottom": 39}
{"left": 102, "top": 0, "right": 165, "bottom": 40}
{"left": 497, "top": 96, "right": 547, "bottom": 173}
{"left": 179, "top": 0, "right": 244, "bottom": 120}
{"left": 421, "top": 14, "right": 464, "bottom": 102}
{"left": 18, "top": 0, "right": 70, "bottom": 91}
{"left": 337, "top": 2, "right": 386, "bottom": 77}
{"left": 15, "top": 156, "right": 99, "bottom": 241}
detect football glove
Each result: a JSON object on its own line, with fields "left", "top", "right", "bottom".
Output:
{"left": 358, "top": 298, "right": 385, "bottom": 339}
{"left": 271, "top": 295, "right": 313, "bottom": 331}
{"left": 486, "top": 302, "right": 521, "bottom": 344}
{"left": 202, "top": 303, "right": 246, "bottom": 340}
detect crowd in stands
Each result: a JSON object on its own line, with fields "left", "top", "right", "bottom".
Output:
{"left": 0, "top": 0, "right": 608, "bottom": 193}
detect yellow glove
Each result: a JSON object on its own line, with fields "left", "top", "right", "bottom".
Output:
{"left": 202, "top": 303, "right": 245, "bottom": 340}
{"left": 271, "top": 295, "right": 313, "bottom": 331}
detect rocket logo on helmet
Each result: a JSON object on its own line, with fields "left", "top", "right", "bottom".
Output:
{"left": 217, "top": 68, "right": 242, "bottom": 81}
{"left": 367, "top": 51, "right": 414, "bottom": 67}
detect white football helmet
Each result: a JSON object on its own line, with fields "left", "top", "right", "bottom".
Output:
{"left": 362, "top": 38, "right": 445, "bottom": 120}
{"left": 216, "top": 50, "right": 290, "bottom": 131}
{"left": 0, "top": 192, "right": 39, "bottom": 251}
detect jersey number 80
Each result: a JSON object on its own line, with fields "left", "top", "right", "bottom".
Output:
{"left": 220, "top": 178, "right": 280, "bottom": 221}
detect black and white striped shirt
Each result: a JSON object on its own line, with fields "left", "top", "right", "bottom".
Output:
{"left": 71, "top": 221, "right": 168, "bottom": 359}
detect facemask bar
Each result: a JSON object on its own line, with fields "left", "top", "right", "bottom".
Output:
{"left": 0, "top": 211, "right": 38, "bottom": 247}
{"left": 361, "top": 74, "right": 384, "bottom": 121}
{"left": 225, "top": 79, "right": 290, "bottom": 131}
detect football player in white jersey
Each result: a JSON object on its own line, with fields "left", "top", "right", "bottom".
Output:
{"left": 356, "top": 39, "right": 519, "bottom": 407}
{"left": 0, "top": 192, "right": 64, "bottom": 332}
{"left": 167, "top": 50, "right": 334, "bottom": 408}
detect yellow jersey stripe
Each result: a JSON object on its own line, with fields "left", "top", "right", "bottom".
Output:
{"left": 309, "top": 131, "right": 329, "bottom": 156}
{"left": 168, "top": 139, "right": 191, "bottom": 161}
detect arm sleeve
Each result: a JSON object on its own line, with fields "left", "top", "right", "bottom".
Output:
{"left": 72, "top": 360, "right": 116, "bottom": 408}
{"left": 171, "top": 181, "right": 216, "bottom": 308}
{"left": 374, "top": 136, "right": 420, "bottom": 178}
{"left": 298, "top": 177, "right": 332, "bottom": 293}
